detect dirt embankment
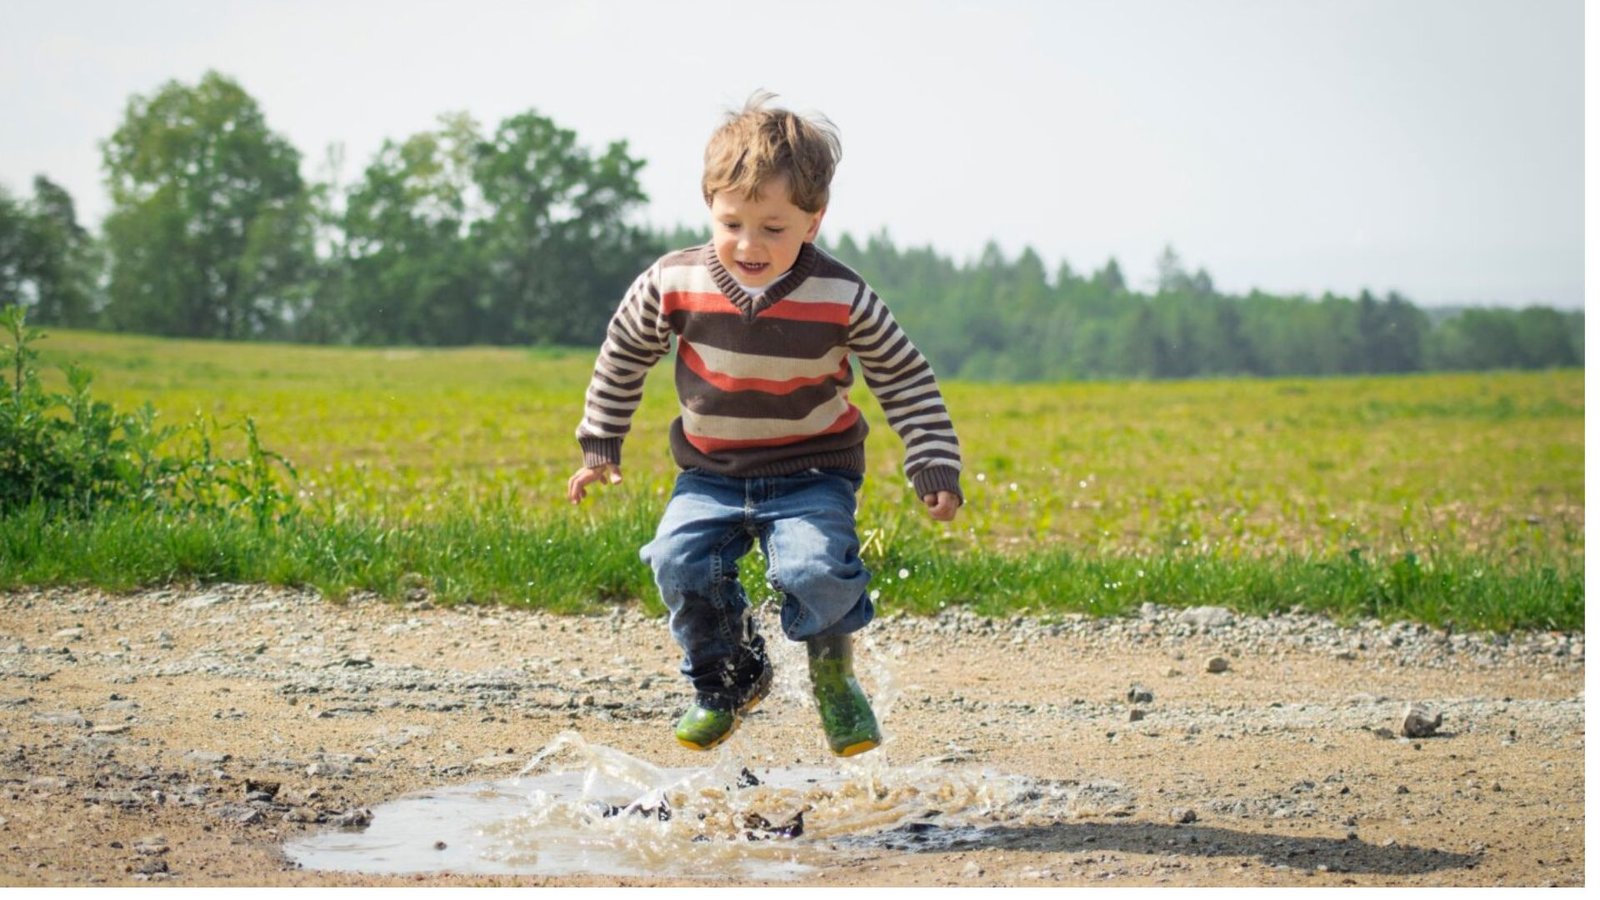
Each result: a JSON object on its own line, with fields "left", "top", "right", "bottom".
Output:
{"left": 0, "top": 585, "right": 1584, "bottom": 887}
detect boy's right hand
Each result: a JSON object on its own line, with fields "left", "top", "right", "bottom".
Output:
{"left": 567, "top": 464, "right": 623, "bottom": 504}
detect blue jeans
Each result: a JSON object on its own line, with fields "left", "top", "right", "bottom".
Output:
{"left": 640, "top": 468, "right": 874, "bottom": 705}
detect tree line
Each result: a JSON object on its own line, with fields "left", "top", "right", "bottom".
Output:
{"left": 0, "top": 71, "right": 1582, "bottom": 381}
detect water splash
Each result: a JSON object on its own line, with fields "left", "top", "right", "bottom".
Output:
{"left": 285, "top": 730, "right": 1131, "bottom": 880}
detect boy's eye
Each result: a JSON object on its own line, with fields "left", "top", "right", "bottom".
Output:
{"left": 764, "top": 226, "right": 786, "bottom": 235}
{"left": 721, "top": 222, "right": 741, "bottom": 231}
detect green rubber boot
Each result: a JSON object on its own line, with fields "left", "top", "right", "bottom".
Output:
{"left": 673, "top": 665, "right": 773, "bottom": 751}
{"left": 807, "top": 634, "right": 881, "bottom": 757}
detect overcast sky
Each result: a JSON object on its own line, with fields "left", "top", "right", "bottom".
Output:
{"left": 1, "top": 0, "right": 1584, "bottom": 308}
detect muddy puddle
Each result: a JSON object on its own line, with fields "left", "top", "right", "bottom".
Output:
{"left": 284, "top": 731, "right": 1134, "bottom": 880}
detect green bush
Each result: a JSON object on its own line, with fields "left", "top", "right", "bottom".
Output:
{"left": 1, "top": 304, "right": 298, "bottom": 524}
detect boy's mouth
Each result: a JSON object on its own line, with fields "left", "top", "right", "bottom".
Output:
{"left": 735, "top": 260, "right": 769, "bottom": 276}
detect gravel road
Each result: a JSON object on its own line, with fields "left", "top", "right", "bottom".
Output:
{"left": 0, "top": 584, "right": 1584, "bottom": 886}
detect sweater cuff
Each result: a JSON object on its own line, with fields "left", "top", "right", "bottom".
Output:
{"left": 911, "top": 465, "right": 963, "bottom": 505}
{"left": 579, "top": 437, "right": 623, "bottom": 469}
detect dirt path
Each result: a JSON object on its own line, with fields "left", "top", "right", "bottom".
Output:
{"left": 0, "top": 584, "right": 1584, "bottom": 887}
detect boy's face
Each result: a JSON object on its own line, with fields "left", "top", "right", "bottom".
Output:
{"left": 709, "top": 176, "right": 823, "bottom": 288}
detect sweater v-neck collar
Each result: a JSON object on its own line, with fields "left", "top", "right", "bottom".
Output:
{"left": 704, "top": 242, "right": 819, "bottom": 320}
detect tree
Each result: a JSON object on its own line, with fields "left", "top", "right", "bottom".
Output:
{"left": 0, "top": 188, "right": 33, "bottom": 306}
{"left": 22, "top": 177, "right": 98, "bottom": 326}
{"left": 101, "top": 71, "right": 313, "bottom": 339}
{"left": 330, "top": 109, "right": 653, "bottom": 346}
{"left": 1094, "top": 257, "right": 1127, "bottom": 295}
{"left": 1155, "top": 244, "right": 1190, "bottom": 295}
{"left": 472, "top": 110, "right": 653, "bottom": 345}
{"left": 0, "top": 178, "right": 98, "bottom": 326}
{"left": 338, "top": 114, "right": 484, "bottom": 345}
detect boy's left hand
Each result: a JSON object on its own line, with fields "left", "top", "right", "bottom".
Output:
{"left": 922, "top": 491, "right": 960, "bottom": 522}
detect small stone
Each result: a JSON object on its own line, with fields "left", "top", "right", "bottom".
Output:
{"left": 1129, "top": 709, "right": 1147, "bottom": 722}
{"left": 186, "top": 751, "right": 230, "bottom": 766}
{"left": 471, "top": 755, "right": 521, "bottom": 770}
{"left": 1171, "top": 808, "right": 1198, "bottom": 824}
{"left": 331, "top": 808, "right": 373, "bottom": 828}
{"left": 434, "top": 840, "right": 448, "bottom": 850}
{"left": 1206, "top": 657, "right": 1230, "bottom": 674}
{"left": 32, "top": 710, "right": 89, "bottom": 729}
{"left": 961, "top": 860, "right": 984, "bottom": 878}
{"left": 244, "top": 779, "right": 280, "bottom": 798}
{"left": 1396, "top": 785, "right": 1410, "bottom": 795}
{"left": 1178, "top": 607, "right": 1235, "bottom": 629}
{"left": 1372, "top": 727, "right": 1396, "bottom": 740}
{"left": 182, "top": 593, "right": 228, "bottom": 610}
{"left": 1127, "top": 685, "right": 1154, "bottom": 704}
{"left": 306, "top": 761, "right": 352, "bottom": 778}
{"left": 1402, "top": 704, "right": 1443, "bottom": 738}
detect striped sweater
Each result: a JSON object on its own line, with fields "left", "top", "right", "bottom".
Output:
{"left": 576, "top": 242, "right": 963, "bottom": 501}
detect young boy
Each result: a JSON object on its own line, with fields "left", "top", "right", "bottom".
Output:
{"left": 568, "top": 92, "right": 962, "bottom": 757}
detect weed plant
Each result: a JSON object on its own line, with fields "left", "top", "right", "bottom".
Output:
{"left": 0, "top": 306, "right": 297, "bottom": 524}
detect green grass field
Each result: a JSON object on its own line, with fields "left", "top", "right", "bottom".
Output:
{"left": 5, "top": 328, "right": 1584, "bottom": 631}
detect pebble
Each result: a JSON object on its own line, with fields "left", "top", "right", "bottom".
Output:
{"left": 1403, "top": 704, "right": 1444, "bottom": 738}
{"left": 33, "top": 711, "right": 89, "bottom": 728}
{"left": 306, "top": 761, "right": 353, "bottom": 778}
{"left": 1171, "top": 807, "right": 1198, "bottom": 824}
{"left": 1206, "top": 657, "right": 1230, "bottom": 674}
{"left": 1127, "top": 685, "right": 1154, "bottom": 703}
{"left": 961, "top": 860, "right": 984, "bottom": 878}
{"left": 1178, "top": 607, "right": 1235, "bottom": 629}
{"left": 330, "top": 808, "right": 373, "bottom": 828}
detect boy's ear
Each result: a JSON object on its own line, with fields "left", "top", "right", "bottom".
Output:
{"left": 804, "top": 207, "right": 826, "bottom": 242}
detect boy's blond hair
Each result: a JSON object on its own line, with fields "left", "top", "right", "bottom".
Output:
{"left": 702, "top": 90, "right": 841, "bottom": 214}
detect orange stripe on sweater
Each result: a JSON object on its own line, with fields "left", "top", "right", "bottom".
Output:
{"left": 661, "top": 291, "right": 739, "bottom": 316}
{"left": 684, "top": 406, "right": 862, "bottom": 453}
{"left": 680, "top": 342, "right": 850, "bottom": 395}
{"left": 759, "top": 298, "right": 851, "bottom": 325}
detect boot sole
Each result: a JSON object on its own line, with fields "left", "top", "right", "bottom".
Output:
{"left": 677, "top": 726, "right": 736, "bottom": 752}
{"left": 675, "top": 667, "right": 773, "bottom": 751}
{"left": 832, "top": 737, "right": 880, "bottom": 757}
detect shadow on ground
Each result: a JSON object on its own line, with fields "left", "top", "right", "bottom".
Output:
{"left": 861, "top": 820, "right": 1479, "bottom": 876}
